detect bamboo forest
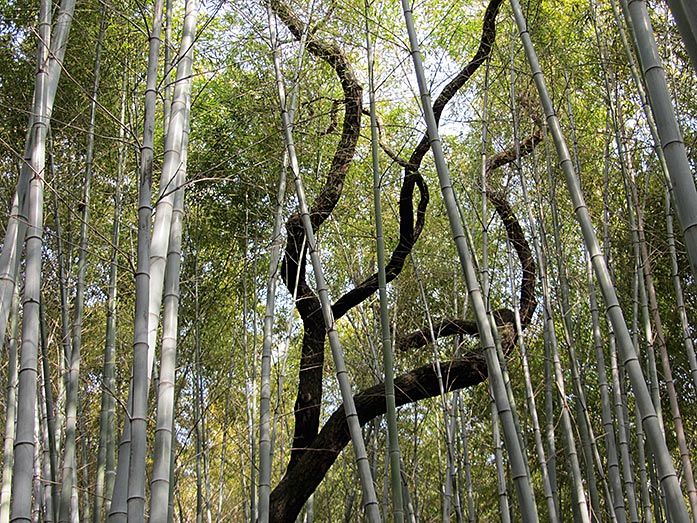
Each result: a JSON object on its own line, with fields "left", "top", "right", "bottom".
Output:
{"left": 2, "top": 0, "right": 697, "bottom": 520}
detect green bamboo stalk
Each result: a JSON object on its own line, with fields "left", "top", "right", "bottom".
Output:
{"left": 559, "top": 79, "right": 604, "bottom": 523}
{"left": 59, "top": 8, "right": 106, "bottom": 521}
{"left": 93, "top": 63, "right": 127, "bottom": 523}
{"left": 537, "top": 237, "right": 591, "bottom": 523}
{"left": 365, "top": 3, "right": 404, "bottom": 521}
{"left": 600, "top": 139, "right": 642, "bottom": 523}
{"left": 408, "top": 253, "right": 458, "bottom": 522}
{"left": 665, "top": 0, "right": 697, "bottom": 73}
{"left": 540, "top": 141, "right": 561, "bottom": 519}
{"left": 243, "top": 201, "right": 256, "bottom": 523}
{"left": 401, "top": 2, "right": 539, "bottom": 519}
{"left": 149, "top": 107, "right": 189, "bottom": 523}
{"left": 664, "top": 187, "right": 697, "bottom": 392}
{"left": 620, "top": 116, "right": 697, "bottom": 519}
{"left": 108, "top": 0, "right": 164, "bottom": 519}
{"left": 481, "top": 59, "right": 511, "bottom": 523}
{"left": 586, "top": 255, "right": 631, "bottom": 523}
{"left": 623, "top": 0, "right": 697, "bottom": 284}
{"left": 269, "top": 8, "right": 381, "bottom": 520}
{"left": 38, "top": 297, "right": 58, "bottom": 522}
{"left": 258, "top": 4, "right": 311, "bottom": 520}
{"left": 510, "top": 59, "right": 559, "bottom": 523}
{"left": 0, "top": 286, "right": 20, "bottom": 523}
{"left": 0, "top": 0, "right": 75, "bottom": 349}
{"left": 38, "top": 362, "right": 54, "bottom": 522}
{"left": 128, "top": 0, "right": 198, "bottom": 512}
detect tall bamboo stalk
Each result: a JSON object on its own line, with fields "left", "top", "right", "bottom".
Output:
{"left": 242, "top": 203, "right": 256, "bottom": 523}
{"left": 109, "top": 0, "right": 164, "bottom": 519}
{"left": 38, "top": 362, "right": 54, "bottom": 523}
{"left": 408, "top": 253, "right": 459, "bottom": 523}
{"left": 0, "top": 0, "right": 75, "bottom": 349}
{"left": 128, "top": 0, "right": 198, "bottom": 513}
{"left": 269, "top": 8, "right": 381, "bottom": 518}
{"left": 510, "top": 58, "right": 559, "bottom": 523}
{"left": 620, "top": 116, "right": 697, "bottom": 519}
{"left": 365, "top": 4, "right": 404, "bottom": 520}
{"left": 149, "top": 106, "right": 189, "bottom": 523}
{"left": 10, "top": 0, "right": 50, "bottom": 519}
{"left": 623, "top": 0, "right": 697, "bottom": 283}
{"left": 0, "top": 287, "right": 20, "bottom": 523}
{"left": 93, "top": 63, "right": 128, "bottom": 523}
{"left": 258, "top": 3, "right": 301, "bottom": 518}
{"left": 537, "top": 236, "right": 591, "bottom": 523}
{"left": 401, "top": 2, "right": 539, "bottom": 519}
{"left": 59, "top": 8, "right": 106, "bottom": 521}
{"left": 481, "top": 58, "right": 511, "bottom": 523}
{"left": 664, "top": 187, "right": 697, "bottom": 392}
{"left": 665, "top": 0, "right": 697, "bottom": 73}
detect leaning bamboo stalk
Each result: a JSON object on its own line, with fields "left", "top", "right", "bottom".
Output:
{"left": 538, "top": 141, "right": 562, "bottom": 518}
{"left": 480, "top": 60, "right": 511, "bottom": 523}
{"left": 407, "top": 252, "right": 459, "bottom": 523}
{"left": 259, "top": 4, "right": 311, "bottom": 521}
{"left": 599, "top": 137, "right": 642, "bottom": 523}
{"left": 664, "top": 187, "right": 697, "bottom": 392}
{"left": 269, "top": 10, "right": 380, "bottom": 519}
{"left": 587, "top": 255, "right": 632, "bottom": 523}
{"left": 621, "top": 124, "right": 697, "bottom": 519}
{"left": 10, "top": 0, "right": 51, "bottom": 519}
{"left": 149, "top": 128, "right": 188, "bottom": 522}
{"left": 537, "top": 237, "right": 591, "bottom": 523}
{"left": 586, "top": 12, "right": 640, "bottom": 518}
{"left": 509, "top": 0, "right": 689, "bottom": 519}
{"left": 559, "top": 81, "right": 605, "bottom": 522}
{"left": 665, "top": 0, "right": 697, "bottom": 73}
{"left": 401, "top": 2, "right": 539, "bottom": 519}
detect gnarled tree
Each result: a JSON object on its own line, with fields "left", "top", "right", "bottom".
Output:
{"left": 270, "top": 0, "right": 538, "bottom": 520}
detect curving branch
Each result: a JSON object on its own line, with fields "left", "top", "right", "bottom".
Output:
{"left": 271, "top": 0, "right": 512, "bottom": 507}
{"left": 396, "top": 130, "right": 542, "bottom": 352}
{"left": 331, "top": 0, "right": 505, "bottom": 319}
{"left": 269, "top": 128, "right": 541, "bottom": 520}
